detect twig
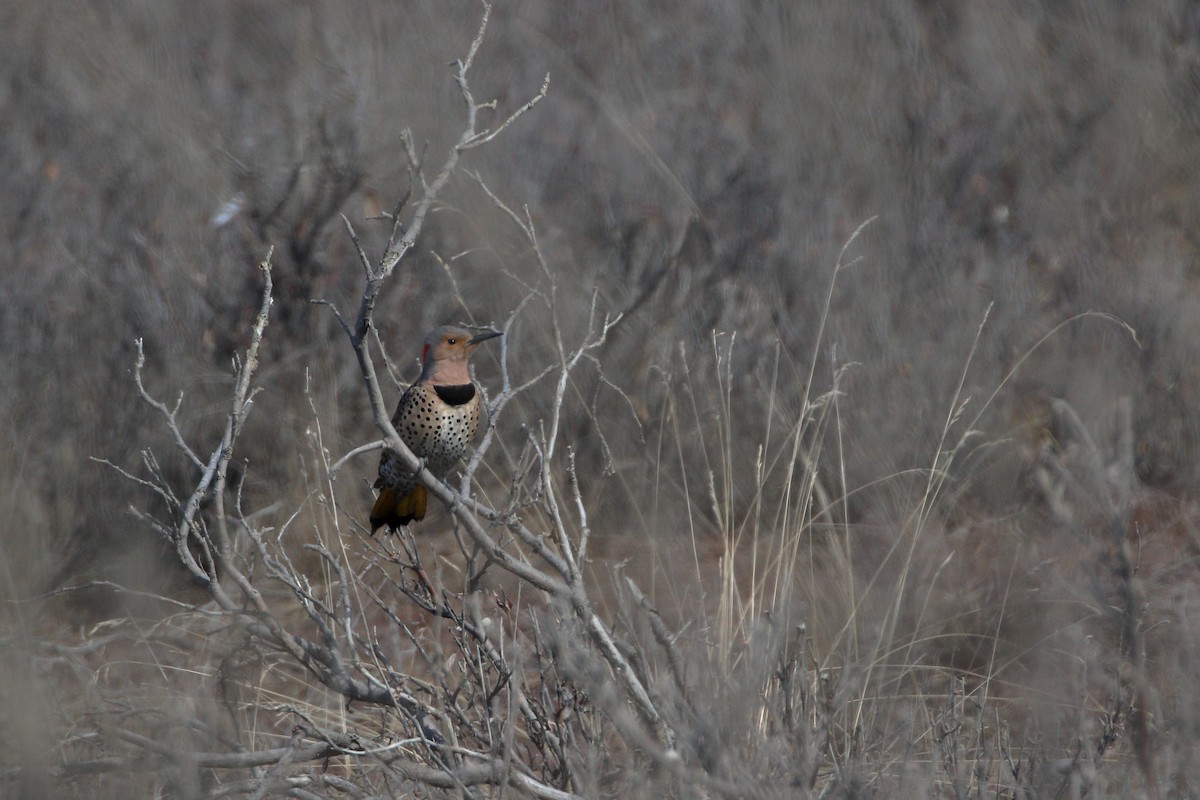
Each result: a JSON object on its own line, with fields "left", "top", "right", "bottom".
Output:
{"left": 329, "top": 439, "right": 384, "bottom": 476}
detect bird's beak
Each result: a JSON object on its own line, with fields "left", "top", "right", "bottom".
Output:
{"left": 469, "top": 330, "right": 503, "bottom": 345}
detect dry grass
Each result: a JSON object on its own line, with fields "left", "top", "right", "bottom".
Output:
{"left": 3, "top": 1, "right": 1200, "bottom": 797}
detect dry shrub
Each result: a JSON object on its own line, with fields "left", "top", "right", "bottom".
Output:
{"left": 3, "top": 1, "right": 1200, "bottom": 798}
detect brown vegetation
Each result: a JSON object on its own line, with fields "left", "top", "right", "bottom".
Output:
{"left": 3, "top": 1, "right": 1200, "bottom": 797}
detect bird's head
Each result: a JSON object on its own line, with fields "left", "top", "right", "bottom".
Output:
{"left": 419, "top": 325, "right": 502, "bottom": 381}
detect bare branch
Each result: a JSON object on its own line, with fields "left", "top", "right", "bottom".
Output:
{"left": 328, "top": 438, "right": 383, "bottom": 476}
{"left": 459, "top": 72, "right": 550, "bottom": 150}
{"left": 130, "top": 340, "right": 203, "bottom": 470}
{"left": 340, "top": 212, "right": 372, "bottom": 280}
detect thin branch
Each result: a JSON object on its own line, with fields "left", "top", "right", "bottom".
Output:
{"left": 329, "top": 439, "right": 383, "bottom": 476}
{"left": 131, "top": 339, "right": 204, "bottom": 471}
{"left": 459, "top": 72, "right": 550, "bottom": 150}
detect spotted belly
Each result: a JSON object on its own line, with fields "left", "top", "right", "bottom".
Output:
{"left": 376, "top": 383, "right": 481, "bottom": 491}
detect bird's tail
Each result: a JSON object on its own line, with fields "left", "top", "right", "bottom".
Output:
{"left": 370, "top": 485, "right": 428, "bottom": 533}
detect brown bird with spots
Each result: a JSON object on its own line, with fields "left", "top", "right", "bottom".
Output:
{"left": 370, "top": 325, "right": 502, "bottom": 533}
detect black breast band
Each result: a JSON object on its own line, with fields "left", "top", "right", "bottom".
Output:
{"left": 434, "top": 383, "right": 476, "bottom": 406}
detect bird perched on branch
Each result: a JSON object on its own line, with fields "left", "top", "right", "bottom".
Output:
{"left": 370, "top": 325, "right": 502, "bottom": 532}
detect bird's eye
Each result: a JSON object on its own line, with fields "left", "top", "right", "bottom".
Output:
{"left": 447, "top": 338, "right": 457, "bottom": 345}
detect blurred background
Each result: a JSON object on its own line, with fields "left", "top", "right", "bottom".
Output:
{"left": 2, "top": 0, "right": 1199, "bottom": 793}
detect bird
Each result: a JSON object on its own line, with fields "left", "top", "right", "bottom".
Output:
{"left": 370, "top": 325, "right": 502, "bottom": 532}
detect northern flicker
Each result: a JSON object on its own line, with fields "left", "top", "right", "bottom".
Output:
{"left": 370, "top": 325, "right": 502, "bottom": 532}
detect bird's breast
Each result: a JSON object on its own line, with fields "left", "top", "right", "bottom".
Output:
{"left": 433, "top": 383, "right": 476, "bottom": 406}
{"left": 392, "top": 383, "right": 481, "bottom": 473}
